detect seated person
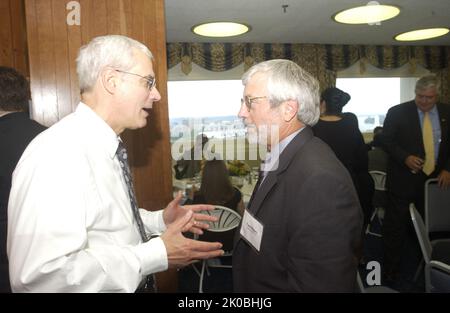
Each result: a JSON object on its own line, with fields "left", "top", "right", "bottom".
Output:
{"left": 192, "top": 159, "right": 244, "bottom": 216}
{"left": 368, "top": 127, "right": 388, "bottom": 209}
{"left": 174, "top": 134, "right": 209, "bottom": 179}
{"left": 368, "top": 127, "right": 388, "bottom": 173}
{"left": 192, "top": 159, "right": 244, "bottom": 251}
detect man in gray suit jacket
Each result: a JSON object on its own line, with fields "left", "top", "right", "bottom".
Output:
{"left": 233, "top": 59, "right": 362, "bottom": 292}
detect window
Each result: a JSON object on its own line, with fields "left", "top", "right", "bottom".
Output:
{"left": 336, "top": 77, "right": 420, "bottom": 133}
{"left": 168, "top": 80, "right": 245, "bottom": 141}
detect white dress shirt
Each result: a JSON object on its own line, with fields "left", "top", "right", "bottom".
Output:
{"left": 7, "top": 102, "right": 168, "bottom": 292}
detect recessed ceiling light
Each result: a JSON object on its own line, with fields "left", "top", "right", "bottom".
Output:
{"left": 192, "top": 22, "right": 250, "bottom": 38}
{"left": 395, "top": 28, "right": 450, "bottom": 41}
{"left": 333, "top": 4, "right": 400, "bottom": 24}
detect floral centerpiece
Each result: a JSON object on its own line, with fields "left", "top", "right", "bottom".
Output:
{"left": 227, "top": 160, "right": 251, "bottom": 177}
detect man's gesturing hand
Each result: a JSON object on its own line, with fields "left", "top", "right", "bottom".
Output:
{"left": 161, "top": 210, "right": 224, "bottom": 269}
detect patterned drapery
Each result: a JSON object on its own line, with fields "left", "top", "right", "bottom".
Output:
{"left": 167, "top": 43, "right": 449, "bottom": 103}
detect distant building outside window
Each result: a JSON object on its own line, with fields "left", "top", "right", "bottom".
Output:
{"left": 336, "top": 77, "right": 419, "bottom": 133}
{"left": 167, "top": 77, "right": 421, "bottom": 140}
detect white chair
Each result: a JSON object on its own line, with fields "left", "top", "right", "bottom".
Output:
{"left": 366, "top": 170, "right": 387, "bottom": 237}
{"left": 429, "top": 261, "right": 450, "bottom": 293}
{"left": 193, "top": 206, "right": 241, "bottom": 293}
{"left": 410, "top": 204, "right": 450, "bottom": 292}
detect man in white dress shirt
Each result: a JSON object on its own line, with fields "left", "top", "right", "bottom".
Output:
{"left": 7, "top": 35, "right": 223, "bottom": 292}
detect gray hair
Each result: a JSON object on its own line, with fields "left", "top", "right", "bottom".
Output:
{"left": 242, "top": 59, "right": 320, "bottom": 126}
{"left": 415, "top": 74, "right": 440, "bottom": 95}
{"left": 76, "top": 35, "right": 153, "bottom": 93}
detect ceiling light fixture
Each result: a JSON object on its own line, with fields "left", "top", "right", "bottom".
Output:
{"left": 192, "top": 22, "right": 250, "bottom": 38}
{"left": 395, "top": 27, "right": 450, "bottom": 41}
{"left": 333, "top": 4, "right": 400, "bottom": 24}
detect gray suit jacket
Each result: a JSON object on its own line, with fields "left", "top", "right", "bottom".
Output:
{"left": 233, "top": 127, "right": 362, "bottom": 292}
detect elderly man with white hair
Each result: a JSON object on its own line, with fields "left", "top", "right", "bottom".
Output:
{"left": 7, "top": 35, "right": 223, "bottom": 293}
{"left": 233, "top": 59, "right": 362, "bottom": 292}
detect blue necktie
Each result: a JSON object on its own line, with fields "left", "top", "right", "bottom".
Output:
{"left": 116, "top": 141, "right": 156, "bottom": 292}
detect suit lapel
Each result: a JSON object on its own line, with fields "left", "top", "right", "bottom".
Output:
{"left": 408, "top": 101, "right": 423, "bottom": 148}
{"left": 235, "top": 127, "right": 314, "bottom": 249}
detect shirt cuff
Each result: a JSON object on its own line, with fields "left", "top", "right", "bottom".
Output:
{"left": 132, "top": 237, "right": 168, "bottom": 275}
{"left": 139, "top": 209, "right": 167, "bottom": 235}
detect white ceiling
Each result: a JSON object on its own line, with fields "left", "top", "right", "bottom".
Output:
{"left": 164, "top": 0, "right": 450, "bottom": 46}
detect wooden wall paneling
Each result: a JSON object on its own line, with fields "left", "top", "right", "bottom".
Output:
{"left": 0, "top": 0, "right": 13, "bottom": 68}
{"left": 122, "top": 0, "right": 133, "bottom": 36}
{"left": 25, "top": 0, "right": 44, "bottom": 122}
{"left": 51, "top": 0, "right": 72, "bottom": 119}
{"left": 90, "top": 0, "right": 107, "bottom": 39}
{"left": 33, "top": 0, "right": 59, "bottom": 126}
{"left": 151, "top": 0, "right": 172, "bottom": 202}
{"left": 9, "top": 0, "right": 29, "bottom": 76}
{"left": 146, "top": 0, "right": 172, "bottom": 208}
{"left": 133, "top": 0, "right": 174, "bottom": 293}
{"left": 131, "top": 0, "right": 144, "bottom": 42}
{"left": 67, "top": 1, "right": 82, "bottom": 112}
{"left": 106, "top": 0, "right": 126, "bottom": 35}
{"left": 79, "top": 0, "right": 92, "bottom": 45}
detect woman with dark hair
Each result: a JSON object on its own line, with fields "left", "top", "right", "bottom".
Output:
{"left": 313, "top": 87, "right": 374, "bottom": 232}
{"left": 192, "top": 160, "right": 244, "bottom": 216}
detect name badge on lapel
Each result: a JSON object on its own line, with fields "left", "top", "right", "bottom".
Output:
{"left": 240, "top": 209, "right": 264, "bottom": 252}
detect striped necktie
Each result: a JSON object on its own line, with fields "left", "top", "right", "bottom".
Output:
{"left": 422, "top": 112, "right": 435, "bottom": 175}
{"left": 116, "top": 141, "right": 156, "bottom": 292}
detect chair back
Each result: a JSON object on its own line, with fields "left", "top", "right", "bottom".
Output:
{"left": 410, "top": 204, "right": 432, "bottom": 264}
{"left": 425, "top": 178, "right": 450, "bottom": 234}
{"left": 198, "top": 206, "right": 241, "bottom": 252}
{"left": 369, "top": 170, "right": 387, "bottom": 192}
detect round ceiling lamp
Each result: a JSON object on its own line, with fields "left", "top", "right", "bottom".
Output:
{"left": 395, "top": 27, "right": 449, "bottom": 41}
{"left": 192, "top": 22, "right": 250, "bottom": 38}
{"left": 333, "top": 4, "right": 400, "bottom": 24}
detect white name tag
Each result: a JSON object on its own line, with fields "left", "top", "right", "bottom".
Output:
{"left": 240, "top": 209, "right": 264, "bottom": 252}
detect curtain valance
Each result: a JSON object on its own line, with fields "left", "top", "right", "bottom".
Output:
{"left": 168, "top": 43, "right": 448, "bottom": 73}
{"left": 167, "top": 43, "right": 449, "bottom": 102}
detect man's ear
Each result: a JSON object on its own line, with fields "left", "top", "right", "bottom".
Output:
{"left": 101, "top": 68, "right": 118, "bottom": 95}
{"left": 283, "top": 100, "right": 299, "bottom": 122}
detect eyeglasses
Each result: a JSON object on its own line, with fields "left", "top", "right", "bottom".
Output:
{"left": 116, "top": 70, "right": 156, "bottom": 90}
{"left": 241, "top": 96, "right": 267, "bottom": 111}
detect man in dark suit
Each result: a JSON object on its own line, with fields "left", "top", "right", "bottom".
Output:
{"left": 0, "top": 66, "right": 46, "bottom": 292}
{"left": 232, "top": 59, "right": 362, "bottom": 292}
{"left": 380, "top": 74, "right": 450, "bottom": 285}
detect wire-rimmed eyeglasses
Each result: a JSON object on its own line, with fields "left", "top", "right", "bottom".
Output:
{"left": 116, "top": 70, "right": 156, "bottom": 90}
{"left": 241, "top": 95, "right": 267, "bottom": 111}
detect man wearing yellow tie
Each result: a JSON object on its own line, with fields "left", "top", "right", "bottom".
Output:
{"left": 380, "top": 75, "right": 450, "bottom": 288}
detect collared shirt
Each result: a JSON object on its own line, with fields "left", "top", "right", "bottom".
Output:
{"left": 7, "top": 102, "right": 167, "bottom": 292}
{"left": 418, "top": 105, "right": 441, "bottom": 161}
{"left": 260, "top": 128, "right": 304, "bottom": 185}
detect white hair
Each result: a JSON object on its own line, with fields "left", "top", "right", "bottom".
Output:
{"left": 242, "top": 59, "right": 320, "bottom": 126}
{"left": 415, "top": 74, "right": 440, "bottom": 95}
{"left": 76, "top": 35, "right": 153, "bottom": 92}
